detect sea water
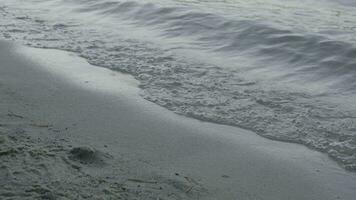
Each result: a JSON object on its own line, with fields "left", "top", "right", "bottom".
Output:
{"left": 0, "top": 0, "right": 356, "bottom": 170}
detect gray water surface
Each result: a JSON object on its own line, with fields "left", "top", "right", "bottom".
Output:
{"left": 1, "top": 0, "right": 356, "bottom": 170}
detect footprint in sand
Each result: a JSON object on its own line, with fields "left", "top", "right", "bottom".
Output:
{"left": 68, "top": 146, "right": 111, "bottom": 166}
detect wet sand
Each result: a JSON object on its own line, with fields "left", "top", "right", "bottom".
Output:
{"left": 1, "top": 40, "right": 356, "bottom": 199}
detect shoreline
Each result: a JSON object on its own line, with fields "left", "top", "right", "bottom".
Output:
{"left": 1, "top": 40, "right": 356, "bottom": 199}
{"left": 1, "top": 0, "right": 356, "bottom": 172}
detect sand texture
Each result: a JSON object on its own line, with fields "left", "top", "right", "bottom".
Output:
{"left": 1, "top": 40, "right": 356, "bottom": 199}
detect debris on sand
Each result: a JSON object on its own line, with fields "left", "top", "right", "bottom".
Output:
{"left": 29, "top": 123, "right": 51, "bottom": 128}
{"left": 7, "top": 111, "right": 24, "bottom": 119}
{"left": 127, "top": 178, "right": 158, "bottom": 184}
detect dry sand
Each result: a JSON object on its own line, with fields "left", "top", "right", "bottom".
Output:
{"left": 1, "top": 40, "right": 356, "bottom": 199}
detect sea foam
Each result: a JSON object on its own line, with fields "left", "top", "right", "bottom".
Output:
{"left": 1, "top": 0, "right": 356, "bottom": 170}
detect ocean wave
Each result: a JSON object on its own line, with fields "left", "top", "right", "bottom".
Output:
{"left": 1, "top": 0, "right": 356, "bottom": 170}
{"left": 65, "top": 0, "right": 356, "bottom": 90}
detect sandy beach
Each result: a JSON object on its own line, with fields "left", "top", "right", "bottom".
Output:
{"left": 0, "top": 40, "right": 356, "bottom": 199}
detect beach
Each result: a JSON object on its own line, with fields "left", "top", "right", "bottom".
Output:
{"left": 1, "top": 40, "right": 356, "bottom": 199}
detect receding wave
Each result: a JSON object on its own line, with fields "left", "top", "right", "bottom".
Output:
{"left": 1, "top": 0, "right": 356, "bottom": 170}
{"left": 70, "top": 0, "right": 356, "bottom": 90}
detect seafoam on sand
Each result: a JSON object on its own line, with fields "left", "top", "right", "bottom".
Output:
{"left": 0, "top": 0, "right": 356, "bottom": 171}
{"left": 0, "top": 42, "right": 207, "bottom": 200}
